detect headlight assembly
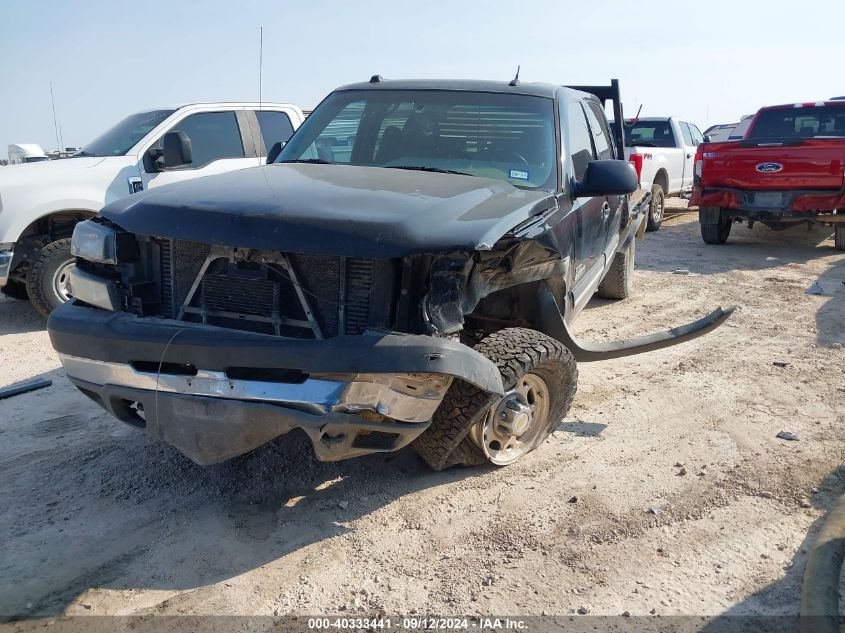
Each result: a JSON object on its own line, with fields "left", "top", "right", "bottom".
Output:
{"left": 71, "top": 220, "right": 137, "bottom": 265}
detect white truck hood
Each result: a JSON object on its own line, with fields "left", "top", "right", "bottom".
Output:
{"left": 0, "top": 155, "right": 138, "bottom": 244}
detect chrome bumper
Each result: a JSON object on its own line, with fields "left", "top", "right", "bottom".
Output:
{"left": 58, "top": 353, "right": 453, "bottom": 463}
{"left": 59, "top": 353, "right": 450, "bottom": 423}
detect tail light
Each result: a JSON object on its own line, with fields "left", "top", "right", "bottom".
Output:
{"left": 629, "top": 154, "right": 644, "bottom": 182}
{"left": 694, "top": 150, "right": 703, "bottom": 185}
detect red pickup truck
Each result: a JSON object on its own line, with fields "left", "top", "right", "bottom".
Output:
{"left": 690, "top": 100, "right": 845, "bottom": 249}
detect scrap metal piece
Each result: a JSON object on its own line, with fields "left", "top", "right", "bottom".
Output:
{"left": 0, "top": 378, "right": 52, "bottom": 400}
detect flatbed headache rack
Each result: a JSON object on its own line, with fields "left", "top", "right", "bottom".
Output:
{"left": 565, "top": 79, "right": 625, "bottom": 160}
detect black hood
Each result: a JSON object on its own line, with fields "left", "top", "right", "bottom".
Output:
{"left": 101, "top": 163, "right": 556, "bottom": 257}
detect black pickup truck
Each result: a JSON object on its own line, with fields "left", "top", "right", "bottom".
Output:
{"left": 47, "top": 78, "right": 733, "bottom": 469}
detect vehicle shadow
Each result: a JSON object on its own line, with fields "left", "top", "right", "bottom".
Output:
{"left": 814, "top": 258, "right": 845, "bottom": 347}
{"left": 699, "top": 466, "right": 845, "bottom": 633}
{"left": 0, "top": 369, "right": 489, "bottom": 618}
{"left": 0, "top": 293, "right": 45, "bottom": 335}
{"left": 638, "top": 218, "right": 838, "bottom": 276}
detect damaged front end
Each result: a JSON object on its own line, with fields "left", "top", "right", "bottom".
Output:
{"left": 50, "top": 218, "right": 510, "bottom": 464}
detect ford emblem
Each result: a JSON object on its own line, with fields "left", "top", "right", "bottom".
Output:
{"left": 756, "top": 162, "right": 784, "bottom": 173}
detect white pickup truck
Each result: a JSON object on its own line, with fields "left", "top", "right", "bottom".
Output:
{"left": 0, "top": 102, "right": 304, "bottom": 315}
{"left": 610, "top": 117, "right": 704, "bottom": 231}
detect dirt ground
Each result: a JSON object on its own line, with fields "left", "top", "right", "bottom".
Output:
{"left": 1, "top": 203, "right": 844, "bottom": 626}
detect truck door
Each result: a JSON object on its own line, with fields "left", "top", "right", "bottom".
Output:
{"left": 584, "top": 101, "right": 622, "bottom": 244}
{"left": 678, "top": 121, "right": 697, "bottom": 192}
{"left": 138, "top": 109, "right": 258, "bottom": 191}
{"left": 564, "top": 100, "right": 607, "bottom": 301}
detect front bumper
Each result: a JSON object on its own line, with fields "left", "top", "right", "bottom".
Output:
{"left": 48, "top": 302, "right": 504, "bottom": 464}
{"left": 0, "top": 246, "right": 13, "bottom": 287}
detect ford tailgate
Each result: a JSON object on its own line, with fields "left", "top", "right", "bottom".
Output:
{"left": 700, "top": 138, "right": 845, "bottom": 190}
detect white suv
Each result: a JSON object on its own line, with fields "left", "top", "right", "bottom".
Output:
{"left": 0, "top": 102, "right": 304, "bottom": 315}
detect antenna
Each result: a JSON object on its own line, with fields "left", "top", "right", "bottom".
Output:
{"left": 49, "top": 81, "right": 60, "bottom": 152}
{"left": 258, "top": 26, "right": 263, "bottom": 111}
{"left": 509, "top": 65, "right": 521, "bottom": 87}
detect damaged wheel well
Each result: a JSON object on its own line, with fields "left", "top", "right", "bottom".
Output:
{"left": 465, "top": 280, "right": 563, "bottom": 340}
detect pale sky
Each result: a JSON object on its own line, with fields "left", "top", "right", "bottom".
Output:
{"left": 1, "top": 0, "right": 841, "bottom": 154}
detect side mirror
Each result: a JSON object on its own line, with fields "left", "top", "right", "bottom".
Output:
{"left": 266, "top": 140, "right": 286, "bottom": 164}
{"left": 159, "top": 131, "right": 192, "bottom": 170}
{"left": 574, "top": 160, "right": 638, "bottom": 198}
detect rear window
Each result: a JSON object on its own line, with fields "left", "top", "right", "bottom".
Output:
{"left": 619, "top": 120, "right": 677, "bottom": 147}
{"left": 749, "top": 106, "right": 845, "bottom": 139}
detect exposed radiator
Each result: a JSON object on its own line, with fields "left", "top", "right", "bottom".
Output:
{"left": 156, "top": 240, "right": 383, "bottom": 338}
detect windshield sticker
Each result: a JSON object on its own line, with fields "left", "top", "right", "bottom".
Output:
{"left": 509, "top": 169, "right": 529, "bottom": 181}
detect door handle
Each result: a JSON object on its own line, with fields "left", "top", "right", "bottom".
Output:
{"left": 601, "top": 202, "right": 611, "bottom": 221}
{"left": 686, "top": 153, "right": 693, "bottom": 158}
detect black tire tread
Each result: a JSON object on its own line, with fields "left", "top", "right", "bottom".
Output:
{"left": 413, "top": 328, "right": 578, "bottom": 470}
{"left": 26, "top": 238, "right": 73, "bottom": 317}
{"left": 597, "top": 239, "right": 634, "bottom": 300}
{"left": 701, "top": 219, "right": 732, "bottom": 244}
{"left": 835, "top": 225, "right": 845, "bottom": 251}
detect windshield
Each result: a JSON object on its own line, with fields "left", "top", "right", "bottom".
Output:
{"left": 278, "top": 90, "right": 557, "bottom": 190}
{"left": 78, "top": 109, "right": 175, "bottom": 157}
{"left": 749, "top": 106, "right": 845, "bottom": 140}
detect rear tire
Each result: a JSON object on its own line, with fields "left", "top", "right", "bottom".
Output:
{"left": 414, "top": 328, "right": 577, "bottom": 470}
{"left": 835, "top": 225, "right": 845, "bottom": 251}
{"left": 597, "top": 238, "right": 635, "bottom": 300}
{"left": 701, "top": 214, "right": 732, "bottom": 244}
{"left": 1, "top": 280, "right": 29, "bottom": 301}
{"left": 26, "top": 238, "right": 75, "bottom": 317}
{"left": 646, "top": 184, "right": 665, "bottom": 232}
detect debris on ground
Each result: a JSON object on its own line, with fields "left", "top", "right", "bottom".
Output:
{"left": 0, "top": 377, "right": 52, "bottom": 400}
{"left": 772, "top": 361, "right": 790, "bottom": 368}
{"left": 776, "top": 431, "right": 800, "bottom": 441}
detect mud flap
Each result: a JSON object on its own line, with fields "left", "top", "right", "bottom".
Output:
{"left": 538, "top": 282, "right": 736, "bottom": 362}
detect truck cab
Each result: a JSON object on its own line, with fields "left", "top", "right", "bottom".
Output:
{"left": 0, "top": 102, "right": 304, "bottom": 315}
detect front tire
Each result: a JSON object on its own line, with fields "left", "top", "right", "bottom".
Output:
{"left": 414, "top": 328, "right": 577, "bottom": 470}
{"left": 597, "top": 238, "right": 635, "bottom": 300}
{"left": 835, "top": 225, "right": 845, "bottom": 251}
{"left": 701, "top": 214, "right": 732, "bottom": 244}
{"left": 26, "top": 238, "right": 75, "bottom": 317}
{"left": 646, "top": 184, "right": 665, "bottom": 232}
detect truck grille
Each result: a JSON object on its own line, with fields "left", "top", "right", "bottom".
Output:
{"left": 156, "top": 240, "right": 386, "bottom": 338}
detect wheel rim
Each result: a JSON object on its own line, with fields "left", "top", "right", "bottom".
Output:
{"left": 52, "top": 260, "right": 75, "bottom": 303}
{"left": 651, "top": 195, "right": 664, "bottom": 222}
{"left": 469, "top": 373, "right": 551, "bottom": 465}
